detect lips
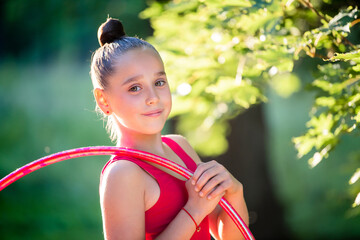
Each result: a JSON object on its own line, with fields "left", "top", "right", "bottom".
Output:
{"left": 142, "top": 109, "right": 164, "bottom": 117}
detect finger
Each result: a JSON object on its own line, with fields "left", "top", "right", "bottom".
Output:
{"left": 195, "top": 163, "right": 225, "bottom": 192}
{"left": 198, "top": 174, "right": 225, "bottom": 197}
{"left": 192, "top": 160, "right": 217, "bottom": 184}
{"left": 195, "top": 165, "right": 223, "bottom": 192}
{"left": 207, "top": 179, "right": 232, "bottom": 200}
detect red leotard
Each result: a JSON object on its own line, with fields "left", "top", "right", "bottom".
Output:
{"left": 100, "top": 136, "right": 211, "bottom": 239}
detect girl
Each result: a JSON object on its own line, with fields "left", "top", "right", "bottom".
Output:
{"left": 91, "top": 18, "right": 249, "bottom": 240}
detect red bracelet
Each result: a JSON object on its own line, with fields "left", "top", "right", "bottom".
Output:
{"left": 182, "top": 207, "right": 201, "bottom": 232}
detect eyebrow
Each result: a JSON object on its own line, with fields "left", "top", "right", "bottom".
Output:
{"left": 122, "top": 71, "right": 166, "bottom": 86}
{"left": 156, "top": 71, "right": 166, "bottom": 76}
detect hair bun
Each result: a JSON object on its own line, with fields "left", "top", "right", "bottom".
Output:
{"left": 97, "top": 18, "right": 126, "bottom": 46}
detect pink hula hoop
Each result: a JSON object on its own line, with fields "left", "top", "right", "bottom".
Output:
{"left": 0, "top": 146, "right": 255, "bottom": 240}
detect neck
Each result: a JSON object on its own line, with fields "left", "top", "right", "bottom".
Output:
{"left": 116, "top": 131, "right": 166, "bottom": 156}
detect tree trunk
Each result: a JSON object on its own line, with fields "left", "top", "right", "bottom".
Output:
{"left": 206, "top": 104, "right": 291, "bottom": 240}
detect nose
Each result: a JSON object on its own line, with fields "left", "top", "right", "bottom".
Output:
{"left": 145, "top": 87, "right": 160, "bottom": 105}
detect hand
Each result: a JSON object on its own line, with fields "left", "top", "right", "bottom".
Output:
{"left": 192, "top": 160, "right": 242, "bottom": 200}
{"left": 184, "top": 178, "right": 223, "bottom": 221}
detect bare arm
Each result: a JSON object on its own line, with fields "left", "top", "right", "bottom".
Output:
{"left": 100, "top": 161, "right": 146, "bottom": 240}
{"left": 100, "top": 160, "right": 221, "bottom": 240}
{"left": 167, "top": 134, "right": 250, "bottom": 240}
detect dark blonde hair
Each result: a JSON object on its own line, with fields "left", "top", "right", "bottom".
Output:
{"left": 90, "top": 17, "right": 159, "bottom": 143}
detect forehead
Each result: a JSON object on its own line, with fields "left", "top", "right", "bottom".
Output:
{"left": 112, "top": 48, "right": 164, "bottom": 75}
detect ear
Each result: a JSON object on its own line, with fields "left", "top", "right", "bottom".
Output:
{"left": 94, "top": 88, "right": 112, "bottom": 115}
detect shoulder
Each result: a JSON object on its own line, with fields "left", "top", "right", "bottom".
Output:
{"left": 163, "top": 134, "right": 203, "bottom": 164}
{"left": 102, "top": 159, "right": 144, "bottom": 181}
{"left": 100, "top": 160, "right": 147, "bottom": 238}
{"left": 100, "top": 160, "right": 146, "bottom": 197}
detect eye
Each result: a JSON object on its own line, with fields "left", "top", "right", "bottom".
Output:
{"left": 155, "top": 79, "right": 166, "bottom": 87}
{"left": 129, "top": 85, "right": 141, "bottom": 92}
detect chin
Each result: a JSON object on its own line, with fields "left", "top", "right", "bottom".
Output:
{"left": 138, "top": 122, "right": 166, "bottom": 135}
{"left": 141, "top": 127, "right": 165, "bottom": 135}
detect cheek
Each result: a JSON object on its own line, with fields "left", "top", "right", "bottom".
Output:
{"left": 162, "top": 88, "right": 172, "bottom": 111}
{"left": 110, "top": 93, "right": 138, "bottom": 114}
{"left": 168, "top": 92, "right": 172, "bottom": 111}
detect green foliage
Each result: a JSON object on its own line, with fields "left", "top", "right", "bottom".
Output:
{"left": 0, "top": 1, "right": 153, "bottom": 238}
{"left": 1, "top": 0, "right": 359, "bottom": 238}
{"left": 142, "top": 0, "right": 360, "bottom": 211}
{"left": 291, "top": 5, "right": 360, "bottom": 210}
{"left": 0, "top": 61, "right": 109, "bottom": 239}
{"left": 265, "top": 88, "right": 360, "bottom": 239}
{"left": 1, "top": 0, "right": 152, "bottom": 61}
{"left": 142, "top": 0, "right": 296, "bottom": 156}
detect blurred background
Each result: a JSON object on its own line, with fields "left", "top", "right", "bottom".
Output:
{"left": 1, "top": 0, "right": 360, "bottom": 239}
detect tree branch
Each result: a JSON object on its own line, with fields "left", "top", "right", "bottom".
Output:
{"left": 298, "top": 0, "right": 358, "bottom": 50}
{"left": 298, "top": 0, "right": 327, "bottom": 22}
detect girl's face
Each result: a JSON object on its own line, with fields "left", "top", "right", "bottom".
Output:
{"left": 105, "top": 48, "right": 172, "bottom": 136}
